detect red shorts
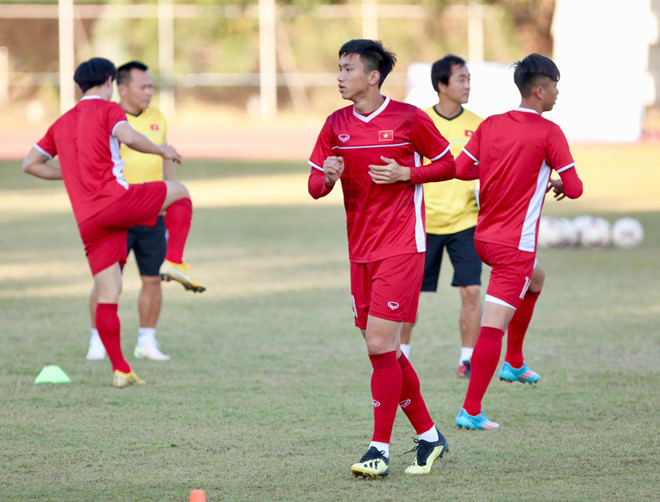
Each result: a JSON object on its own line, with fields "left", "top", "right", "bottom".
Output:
{"left": 475, "top": 238, "right": 536, "bottom": 310}
{"left": 350, "top": 253, "right": 424, "bottom": 329}
{"left": 78, "top": 182, "right": 167, "bottom": 275}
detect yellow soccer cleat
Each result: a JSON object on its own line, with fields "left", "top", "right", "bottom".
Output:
{"left": 113, "top": 370, "right": 146, "bottom": 388}
{"left": 351, "top": 446, "right": 390, "bottom": 479}
{"left": 160, "top": 259, "right": 206, "bottom": 293}
{"left": 404, "top": 428, "right": 449, "bottom": 475}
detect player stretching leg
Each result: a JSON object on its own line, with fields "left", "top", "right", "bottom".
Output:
{"left": 23, "top": 58, "right": 197, "bottom": 387}
{"left": 453, "top": 53, "right": 583, "bottom": 429}
{"left": 308, "top": 40, "right": 455, "bottom": 476}
{"left": 85, "top": 61, "right": 204, "bottom": 362}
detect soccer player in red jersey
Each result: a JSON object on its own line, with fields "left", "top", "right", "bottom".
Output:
{"left": 308, "top": 39, "right": 455, "bottom": 477}
{"left": 453, "top": 53, "right": 584, "bottom": 430}
{"left": 22, "top": 57, "right": 195, "bottom": 388}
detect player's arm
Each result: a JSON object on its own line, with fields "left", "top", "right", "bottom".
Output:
{"left": 162, "top": 158, "right": 176, "bottom": 181}
{"left": 114, "top": 122, "right": 182, "bottom": 164}
{"left": 22, "top": 147, "right": 63, "bottom": 180}
{"left": 308, "top": 156, "right": 343, "bottom": 198}
{"left": 548, "top": 165, "right": 583, "bottom": 201}
{"left": 405, "top": 108, "right": 456, "bottom": 184}
{"left": 409, "top": 147, "right": 456, "bottom": 184}
{"left": 455, "top": 150, "right": 479, "bottom": 180}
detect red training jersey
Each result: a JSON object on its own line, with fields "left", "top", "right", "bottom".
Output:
{"left": 308, "top": 96, "right": 455, "bottom": 263}
{"left": 35, "top": 96, "right": 130, "bottom": 224}
{"left": 461, "top": 108, "right": 577, "bottom": 252}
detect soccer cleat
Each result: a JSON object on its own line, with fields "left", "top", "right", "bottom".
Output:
{"left": 403, "top": 427, "right": 449, "bottom": 475}
{"left": 160, "top": 259, "right": 206, "bottom": 293}
{"left": 499, "top": 361, "right": 540, "bottom": 384}
{"left": 351, "top": 446, "right": 390, "bottom": 479}
{"left": 112, "top": 370, "right": 146, "bottom": 388}
{"left": 134, "top": 344, "right": 171, "bottom": 361}
{"left": 456, "top": 408, "right": 500, "bottom": 430}
{"left": 457, "top": 359, "right": 471, "bottom": 379}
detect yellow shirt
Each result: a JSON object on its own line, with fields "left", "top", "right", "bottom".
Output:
{"left": 423, "top": 106, "right": 482, "bottom": 235}
{"left": 120, "top": 107, "right": 167, "bottom": 184}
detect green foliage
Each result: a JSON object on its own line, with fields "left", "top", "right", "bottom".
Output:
{"left": 0, "top": 158, "right": 658, "bottom": 500}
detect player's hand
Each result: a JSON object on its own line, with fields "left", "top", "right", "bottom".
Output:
{"left": 369, "top": 156, "right": 411, "bottom": 184}
{"left": 323, "top": 156, "right": 344, "bottom": 187}
{"left": 548, "top": 178, "right": 566, "bottom": 201}
{"left": 161, "top": 143, "right": 182, "bottom": 164}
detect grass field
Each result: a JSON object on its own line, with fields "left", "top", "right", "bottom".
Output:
{"left": 0, "top": 150, "right": 658, "bottom": 501}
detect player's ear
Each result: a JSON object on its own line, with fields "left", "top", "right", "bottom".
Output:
{"left": 368, "top": 70, "right": 381, "bottom": 86}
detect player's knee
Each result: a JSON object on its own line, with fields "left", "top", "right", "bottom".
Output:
{"left": 165, "top": 180, "right": 190, "bottom": 201}
{"left": 531, "top": 266, "right": 545, "bottom": 291}
{"left": 460, "top": 285, "right": 481, "bottom": 306}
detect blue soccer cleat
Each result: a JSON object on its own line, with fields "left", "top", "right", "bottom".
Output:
{"left": 456, "top": 408, "right": 500, "bottom": 430}
{"left": 499, "top": 361, "right": 540, "bottom": 384}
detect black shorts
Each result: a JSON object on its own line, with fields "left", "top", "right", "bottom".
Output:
{"left": 126, "top": 216, "right": 167, "bottom": 276}
{"left": 421, "top": 226, "right": 482, "bottom": 291}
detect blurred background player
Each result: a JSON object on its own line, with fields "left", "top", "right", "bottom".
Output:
{"left": 86, "top": 61, "right": 205, "bottom": 362}
{"left": 454, "top": 53, "right": 583, "bottom": 429}
{"left": 22, "top": 57, "right": 195, "bottom": 387}
{"left": 308, "top": 39, "right": 455, "bottom": 478}
{"left": 400, "top": 54, "right": 483, "bottom": 379}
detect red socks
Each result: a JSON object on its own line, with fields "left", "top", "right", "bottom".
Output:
{"left": 463, "top": 326, "right": 504, "bottom": 416}
{"left": 506, "top": 290, "right": 541, "bottom": 368}
{"left": 164, "top": 197, "right": 192, "bottom": 264}
{"left": 369, "top": 351, "right": 402, "bottom": 444}
{"left": 397, "top": 353, "right": 434, "bottom": 435}
{"left": 95, "top": 303, "right": 130, "bottom": 373}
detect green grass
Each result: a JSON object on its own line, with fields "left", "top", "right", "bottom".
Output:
{"left": 0, "top": 159, "right": 658, "bottom": 501}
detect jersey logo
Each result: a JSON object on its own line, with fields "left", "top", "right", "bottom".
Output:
{"left": 379, "top": 130, "right": 394, "bottom": 141}
{"left": 338, "top": 134, "right": 350, "bottom": 142}
{"left": 465, "top": 129, "right": 474, "bottom": 137}
{"left": 150, "top": 124, "right": 160, "bottom": 131}
{"left": 387, "top": 301, "right": 400, "bottom": 311}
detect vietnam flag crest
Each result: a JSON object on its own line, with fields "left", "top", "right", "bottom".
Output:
{"left": 150, "top": 124, "right": 160, "bottom": 131}
{"left": 378, "top": 130, "right": 394, "bottom": 141}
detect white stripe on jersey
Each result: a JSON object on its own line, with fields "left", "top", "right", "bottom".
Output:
{"left": 463, "top": 148, "right": 479, "bottom": 163}
{"left": 413, "top": 150, "right": 426, "bottom": 252}
{"left": 333, "top": 142, "right": 411, "bottom": 151}
{"left": 555, "top": 162, "right": 576, "bottom": 174}
{"left": 519, "top": 160, "right": 551, "bottom": 252}
{"left": 428, "top": 143, "right": 452, "bottom": 162}
{"left": 34, "top": 144, "right": 53, "bottom": 159}
{"left": 414, "top": 184, "right": 425, "bottom": 252}
{"left": 308, "top": 160, "right": 323, "bottom": 171}
{"left": 109, "top": 134, "right": 129, "bottom": 190}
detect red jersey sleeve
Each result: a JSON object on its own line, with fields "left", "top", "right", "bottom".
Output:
{"left": 106, "top": 102, "right": 129, "bottom": 137}
{"left": 308, "top": 117, "right": 336, "bottom": 199}
{"left": 546, "top": 123, "right": 582, "bottom": 199}
{"left": 409, "top": 108, "right": 455, "bottom": 184}
{"left": 455, "top": 122, "right": 482, "bottom": 180}
{"left": 36, "top": 124, "right": 58, "bottom": 158}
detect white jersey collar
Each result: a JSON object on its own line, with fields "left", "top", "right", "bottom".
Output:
{"left": 353, "top": 95, "right": 390, "bottom": 123}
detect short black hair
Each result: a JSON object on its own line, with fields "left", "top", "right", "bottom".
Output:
{"left": 117, "top": 61, "right": 149, "bottom": 86}
{"left": 339, "top": 39, "right": 396, "bottom": 88}
{"left": 430, "top": 54, "right": 466, "bottom": 93}
{"left": 73, "top": 57, "right": 117, "bottom": 92}
{"left": 513, "top": 53, "right": 560, "bottom": 98}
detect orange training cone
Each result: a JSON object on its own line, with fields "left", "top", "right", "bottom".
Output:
{"left": 189, "top": 489, "right": 206, "bottom": 502}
